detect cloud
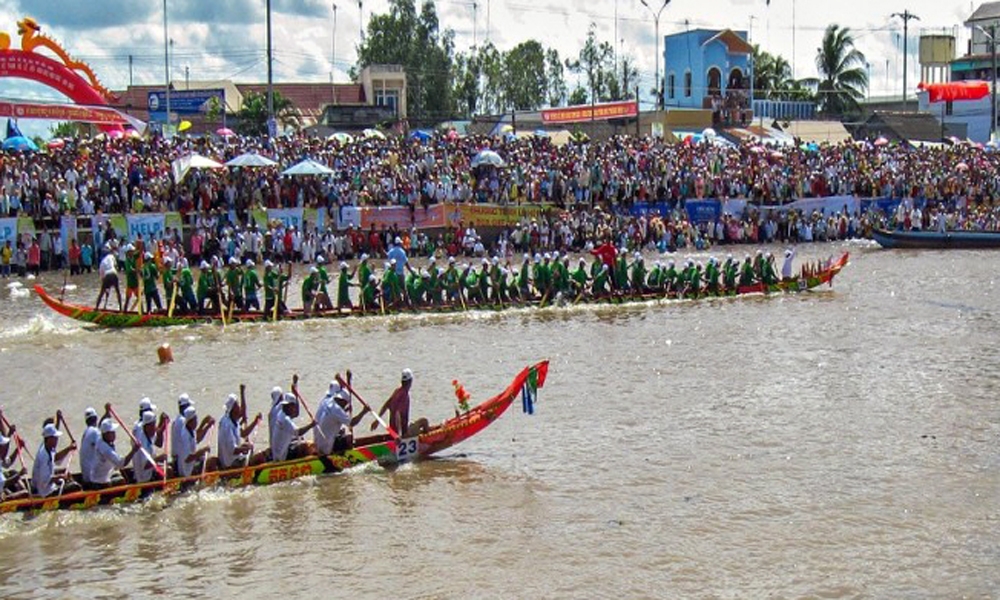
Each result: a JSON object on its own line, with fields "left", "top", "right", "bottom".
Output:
{"left": 14, "top": 0, "right": 156, "bottom": 29}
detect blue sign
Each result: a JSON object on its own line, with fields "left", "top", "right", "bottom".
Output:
{"left": 147, "top": 89, "right": 224, "bottom": 115}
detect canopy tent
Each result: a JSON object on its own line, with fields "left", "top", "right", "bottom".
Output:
{"left": 918, "top": 81, "right": 990, "bottom": 103}
{"left": 327, "top": 132, "right": 354, "bottom": 144}
{"left": 409, "top": 129, "right": 433, "bottom": 143}
{"left": 171, "top": 153, "right": 225, "bottom": 183}
{"left": 362, "top": 128, "right": 386, "bottom": 140}
{"left": 225, "top": 153, "right": 278, "bottom": 168}
{"left": 2, "top": 136, "right": 38, "bottom": 152}
{"left": 281, "top": 159, "right": 335, "bottom": 176}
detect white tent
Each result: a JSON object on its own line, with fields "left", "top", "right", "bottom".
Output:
{"left": 226, "top": 153, "right": 278, "bottom": 168}
{"left": 281, "top": 159, "right": 335, "bottom": 176}
{"left": 172, "top": 153, "right": 225, "bottom": 183}
{"left": 471, "top": 149, "right": 504, "bottom": 167}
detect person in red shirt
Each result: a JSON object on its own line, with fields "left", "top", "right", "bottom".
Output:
{"left": 68, "top": 240, "right": 82, "bottom": 275}
{"left": 27, "top": 239, "right": 41, "bottom": 276}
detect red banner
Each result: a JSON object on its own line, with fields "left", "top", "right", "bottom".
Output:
{"left": 0, "top": 101, "right": 130, "bottom": 124}
{"left": 541, "top": 100, "right": 638, "bottom": 124}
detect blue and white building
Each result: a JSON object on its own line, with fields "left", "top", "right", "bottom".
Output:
{"left": 662, "top": 29, "right": 752, "bottom": 122}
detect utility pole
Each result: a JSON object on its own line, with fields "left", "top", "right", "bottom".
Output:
{"left": 332, "top": 3, "right": 338, "bottom": 106}
{"left": 266, "top": 0, "right": 275, "bottom": 136}
{"left": 472, "top": 1, "right": 477, "bottom": 48}
{"left": 976, "top": 24, "right": 998, "bottom": 141}
{"left": 163, "top": 0, "right": 171, "bottom": 134}
{"left": 358, "top": 0, "right": 364, "bottom": 40}
{"left": 640, "top": 0, "right": 671, "bottom": 111}
{"left": 128, "top": 54, "right": 133, "bottom": 87}
{"left": 185, "top": 65, "right": 189, "bottom": 89}
{"left": 891, "top": 10, "right": 920, "bottom": 109}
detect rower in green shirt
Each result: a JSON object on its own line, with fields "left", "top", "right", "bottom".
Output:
{"left": 225, "top": 259, "right": 244, "bottom": 312}
{"left": 142, "top": 253, "right": 162, "bottom": 312}
{"left": 243, "top": 260, "right": 261, "bottom": 311}
{"left": 337, "top": 262, "right": 355, "bottom": 310}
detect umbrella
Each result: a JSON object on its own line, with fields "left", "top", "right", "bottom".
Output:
{"left": 178, "top": 121, "right": 193, "bottom": 132}
{"left": 702, "top": 127, "right": 717, "bottom": 138}
{"left": 282, "top": 158, "right": 335, "bottom": 176}
{"left": 47, "top": 138, "right": 66, "bottom": 150}
{"left": 225, "top": 152, "right": 278, "bottom": 168}
{"left": 172, "top": 153, "right": 225, "bottom": 182}
{"left": 956, "top": 162, "right": 970, "bottom": 171}
{"left": 362, "top": 128, "right": 386, "bottom": 140}
{"left": 216, "top": 127, "right": 236, "bottom": 137}
{"left": 533, "top": 129, "right": 549, "bottom": 137}
{"left": 2, "top": 136, "right": 38, "bottom": 152}
{"left": 471, "top": 149, "right": 504, "bottom": 168}
{"left": 873, "top": 136, "right": 889, "bottom": 147}
{"left": 409, "top": 129, "right": 432, "bottom": 143}
{"left": 328, "top": 132, "right": 354, "bottom": 144}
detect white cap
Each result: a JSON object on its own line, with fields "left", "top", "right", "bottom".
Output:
{"left": 281, "top": 392, "right": 298, "bottom": 406}
{"left": 245, "top": 259, "right": 255, "bottom": 267}
{"left": 394, "top": 236, "right": 402, "bottom": 245}
{"left": 401, "top": 368, "right": 414, "bottom": 382}
{"left": 100, "top": 419, "right": 118, "bottom": 434}
{"left": 361, "top": 253, "right": 369, "bottom": 261}
{"left": 183, "top": 406, "right": 197, "bottom": 421}
{"left": 140, "top": 412, "right": 157, "bottom": 426}
{"left": 225, "top": 394, "right": 238, "bottom": 412}
{"left": 84, "top": 407, "right": 98, "bottom": 419}
{"left": 340, "top": 262, "right": 348, "bottom": 270}
{"left": 200, "top": 260, "right": 210, "bottom": 269}
{"left": 316, "top": 255, "right": 326, "bottom": 264}
{"left": 271, "top": 386, "right": 283, "bottom": 402}
{"left": 178, "top": 393, "right": 191, "bottom": 408}
{"left": 139, "top": 397, "right": 156, "bottom": 413}
{"left": 42, "top": 423, "right": 62, "bottom": 438}
{"left": 264, "top": 260, "right": 274, "bottom": 268}
{"left": 229, "top": 257, "right": 239, "bottom": 265}
{"left": 310, "top": 267, "right": 319, "bottom": 274}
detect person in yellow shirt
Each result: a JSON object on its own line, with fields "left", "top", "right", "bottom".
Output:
{"left": 1, "top": 241, "right": 11, "bottom": 278}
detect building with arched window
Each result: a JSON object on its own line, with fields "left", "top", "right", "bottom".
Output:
{"left": 662, "top": 28, "right": 753, "bottom": 125}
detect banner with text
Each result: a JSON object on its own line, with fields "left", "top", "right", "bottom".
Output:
{"left": 444, "top": 203, "right": 550, "bottom": 228}
{"left": 60, "top": 215, "right": 78, "bottom": 257}
{"left": 542, "top": 100, "right": 638, "bottom": 124}
{"left": 0, "top": 218, "right": 17, "bottom": 245}
{"left": 125, "top": 214, "right": 165, "bottom": 241}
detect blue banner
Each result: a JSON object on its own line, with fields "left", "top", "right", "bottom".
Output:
{"left": 60, "top": 215, "right": 78, "bottom": 258}
{"left": 0, "top": 217, "right": 16, "bottom": 245}
{"left": 685, "top": 200, "right": 722, "bottom": 224}
{"left": 267, "top": 208, "right": 304, "bottom": 230}
{"left": 147, "top": 89, "right": 224, "bottom": 115}
{"left": 126, "top": 214, "right": 165, "bottom": 242}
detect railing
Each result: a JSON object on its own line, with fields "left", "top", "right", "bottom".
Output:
{"left": 752, "top": 100, "right": 817, "bottom": 121}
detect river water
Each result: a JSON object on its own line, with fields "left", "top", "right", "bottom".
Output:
{"left": 0, "top": 242, "right": 996, "bottom": 599}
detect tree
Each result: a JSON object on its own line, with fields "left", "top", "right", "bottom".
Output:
{"left": 50, "top": 121, "right": 83, "bottom": 139}
{"left": 452, "top": 51, "right": 481, "bottom": 117}
{"left": 565, "top": 24, "right": 613, "bottom": 104}
{"left": 806, "top": 24, "right": 868, "bottom": 118}
{"left": 356, "top": 0, "right": 456, "bottom": 119}
{"left": 236, "top": 91, "right": 297, "bottom": 136}
{"left": 568, "top": 86, "right": 589, "bottom": 106}
{"left": 752, "top": 45, "right": 794, "bottom": 99}
{"left": 504, "top": 40, "right": 548, "bottom": 111}
{"left": 546, "top": 48, "right": 567, "bottom": 107}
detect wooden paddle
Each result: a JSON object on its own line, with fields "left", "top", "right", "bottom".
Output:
{"left": 291, "top": 374, "right": 320, "bottom": 435}
{"left": 107, "top": 405, "right": 165, "bottom": 479}
{"left": 216, "top": 271, "right": 227, "bottom": 327}
{"left": 335, "top": 373, "right": 401, "bottom": 441}
{"left": 167, "top": 271, "right": 179, "bottom": 318}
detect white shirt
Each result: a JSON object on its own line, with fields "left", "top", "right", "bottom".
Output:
{"left": 99, "top": 253, "right": 117, "bottom": 278}
{"left": 31, "top": 444, "right": 56, "bottom": 496}
{"left": 271, "top": 412, "right": 299, "bottom": 462}
{"left": 79, "top": 425, "right": 100, "bottom": 483}
{"left": 132, "top": 427, "right": 157, "bottom": 483}
{"left": 174, "top": 427, "right": 198, "bottom": 478}
{"left": 171, "top": 414, "right": 187, "bottom": 462}
{"left": 91, "top": 438, "right": 126, "bottom": 484}
{"left": 217, "top": 415, "right": 245, "bottom": 469}
{"left": 314, "top": 398, "right": 351, "bottom": 455}
{"left": 267, "top": 398, "right": 283, "bottom": 450}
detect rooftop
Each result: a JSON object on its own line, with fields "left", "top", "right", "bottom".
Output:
{"left": 967, "top": 1, "right": 1000, "bottom": 23}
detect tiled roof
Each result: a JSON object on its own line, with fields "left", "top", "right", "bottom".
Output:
{"left": 968, "top": 1, "right": 1000, "bottom": 22}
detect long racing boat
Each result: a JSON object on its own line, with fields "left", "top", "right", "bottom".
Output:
{"left": 872, "top": 228, "right": 1000, "bottom": 249}
{"left": 0, "top": 360, "right": 549, "bottom": 515}
{"left": 32, "top": 252, "right": 849, "bottom": 329}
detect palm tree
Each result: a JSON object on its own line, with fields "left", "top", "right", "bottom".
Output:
{"left": 809, "top": 24, "right": 868, "bottom": 118}
{"left": 236, "top": 91, "right": 299, "bottom": 136}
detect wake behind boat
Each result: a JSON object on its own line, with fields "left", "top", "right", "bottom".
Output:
{"left": 33, "top": 252, "right": 849, "bottom": 329}
{"left": 0, "top": 361, "right": 549, "bottom": 515}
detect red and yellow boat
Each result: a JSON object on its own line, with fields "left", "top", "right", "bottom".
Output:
{"left": 0, "top": 361, "right": 549, "bottom": 515}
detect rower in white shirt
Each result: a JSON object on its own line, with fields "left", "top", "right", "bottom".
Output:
{"left": 174, "top": 406, "right": 214, "bottom": 478}
{"left": 132, "top": 411, "right": 167, "bottom": 484}
{"left": 269, "top": 394, "right": 316, "bottom": 462}
{"left": 217, "top": 393, "right": 262, "bottom": 470}
{"left": 79, "top": 407, "right": 101, "bottom": 488}
{"left": 171, "top": 394, "right": 193, "bottom": 471}
{"left": 31, "top": 423, "right": 80, "bottom": 497}
{"left": 89, "top": 419, "right": 138, "bottom": 489}
{"left": 314, "top": 382, "right": 368, "bottom": 455}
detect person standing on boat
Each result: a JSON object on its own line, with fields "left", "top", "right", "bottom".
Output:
{"left": 315, "top": 382, "right": 369, "bottom": 454}
{"left": 123, "top": 245, "right": 141, "bottom": 312}
{"left": 337, "top": 262, "right": 355, "bottom": 310}
{"left": 373, "top": 369, "right": 417, "bottom": 437}
{"left": 270, "top": 394, "right": 316, "bottom": 461}
{"left": 79, "top": 407, "right": 100, "bottom": 488}
{"left": 89, "top": 419, "right": 139, "bottom": 490}
{"left": 171, "top": 395, "right": 192, "bottom": 472}
{"left": 31, "top": 423, "right": 80, "bottom": 497}
{"left": 243, "top": 260, "right": 261, "bottom": 312}
{"left": 174, "top": 406, "right": 214, "bottom": 478}
{"left": 781, "top": 248, "right": 796, "bottom": 281}
{"left": 225, "top": 258, "right": 244, "bottom": 312}
{"left": 217, "top": 394, "right": 262, "bottom": 469}
{"left": 96, "top": 242, "right": 123, "bottom": 310}
{"left": 142, "top": 252, "right": 163, "bottom": 313}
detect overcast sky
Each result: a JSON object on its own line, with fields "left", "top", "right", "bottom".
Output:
{"left": 0, "top": 0, "right": 986, "bottom": 136}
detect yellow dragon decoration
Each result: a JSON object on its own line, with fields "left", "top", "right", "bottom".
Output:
{"left": 0, "top": 17, "right": 115, "bottom": 101}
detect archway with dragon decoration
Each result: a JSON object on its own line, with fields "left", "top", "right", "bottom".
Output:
{"left": 0, "top": 17, "right": 128, "bottom": 132}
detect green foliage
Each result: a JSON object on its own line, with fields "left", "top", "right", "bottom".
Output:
{"left": 356, "top": 0, "right": 455, "bottom": 119}
{"left": 49, "top": 121, "right": 82, "bottom": 139}
{"left": 568, "top": 86, "right": 589, "bottom": 106}
{"left": 804, "top": 25, "right": 868, "bottom": 118}
{"left": 236, "top": 91, "right": 297, "bottom": 136}
{"left": 205, "top": 96, "right": 223, "bottom": 123}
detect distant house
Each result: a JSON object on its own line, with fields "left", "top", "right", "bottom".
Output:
{"left": 856, "top": 111, "right": 966, "bottom": 143}
{"left": 662, "top": 28, "right": 753, "bottom": 126}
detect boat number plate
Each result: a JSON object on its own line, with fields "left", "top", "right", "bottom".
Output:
{"left": 396, "top": 437, "right": 419, "bottom": 462}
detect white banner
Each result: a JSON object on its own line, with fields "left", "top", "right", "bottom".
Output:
{"left": 126, "top": 214, "right": 165, "bottom": 241}
{"left": 0, "top": 217, "right": 16, "bottom": 245}
{"left": 267, "top": 208, "right": 304, "bottom": 230}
